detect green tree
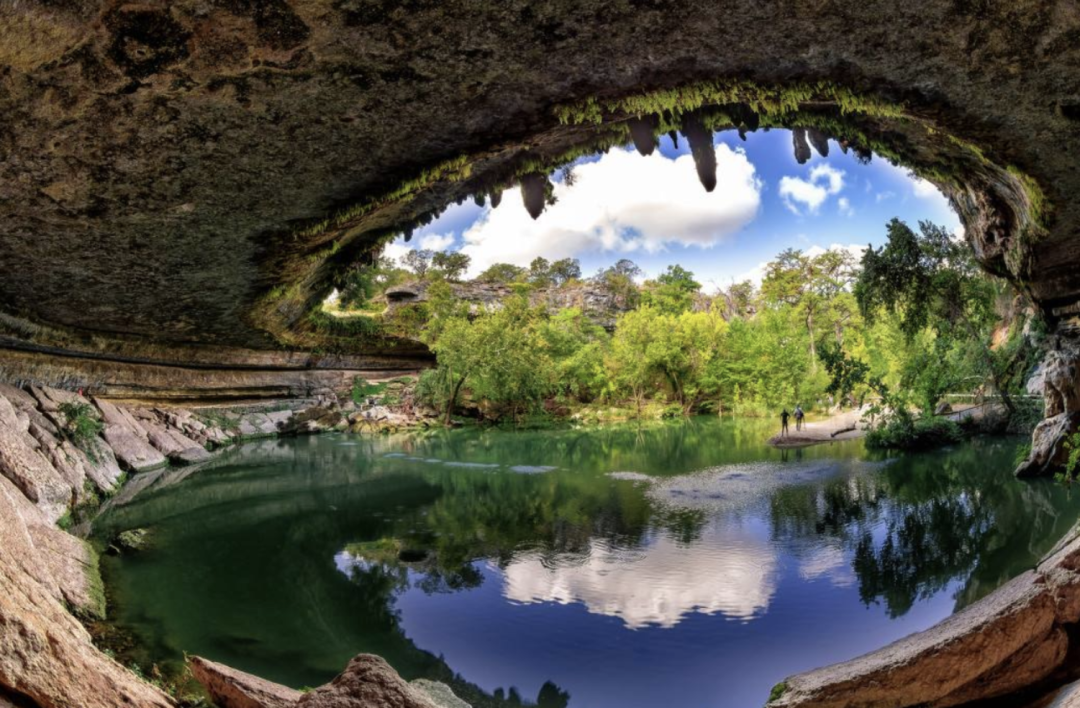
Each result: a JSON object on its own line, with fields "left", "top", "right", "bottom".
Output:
{"left": 401, "top": 249, "right": 434, "bottom": 279}
{"left": 476, "top": 263, "right": 527, "bottom": 284}
{"left": 642, "top": 265, "right": 701, "bottom": 314}
{"left": 549, "top": 258, "right": 582, "bottom": 286}
{"left": 528, "top": 257, "right": 552, "bottom": 286}
{"left": 855, "top": 218, "right": 1008, "bottom": 414}
{"left": 431, "top": 251, "right": 471, "bottom": 281}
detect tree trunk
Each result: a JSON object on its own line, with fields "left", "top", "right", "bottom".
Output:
{"left": 444, "top": 374, "right": 467, "bottom": 425}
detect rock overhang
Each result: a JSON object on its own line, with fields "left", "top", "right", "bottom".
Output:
{"left": 1, "top": 0, "right": 1079, "bottom": 359}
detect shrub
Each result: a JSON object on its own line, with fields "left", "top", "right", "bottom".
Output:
{"left": 351, "top": 377, "right": 387, "bottom": 405}
{"left": 58, "top": 401, "right": 104, "bottom": 462}
{"left": 866, "top": 415, "right": 963, "bottom": 450}
{"left": 1055, "top": 432, "right": 1080, "bottom": 483}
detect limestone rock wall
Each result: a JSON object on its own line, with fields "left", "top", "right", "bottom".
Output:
{"left": 1016, "top": 327, "right": 1080, "bottom": 478}
{"left": 382, "top": 280, "right": 633, "bottom": 330}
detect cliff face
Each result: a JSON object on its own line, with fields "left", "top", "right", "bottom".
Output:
{"left": 383, "top": 280, "right": 633, "bottom": 329}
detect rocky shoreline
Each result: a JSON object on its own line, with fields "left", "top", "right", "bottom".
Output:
{"left": 0, "top": 381, "right": 465, "bottom": 708}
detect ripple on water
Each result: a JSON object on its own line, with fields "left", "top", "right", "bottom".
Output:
{"left": 607, "top": 471, "right": 653, "bottom": 483}
{"left": 510, "top": 465, "right": 558, "bottom": 474}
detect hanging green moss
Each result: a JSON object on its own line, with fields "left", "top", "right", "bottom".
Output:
{"left": 553, "top": 79, "right": 907, "bottom": 125}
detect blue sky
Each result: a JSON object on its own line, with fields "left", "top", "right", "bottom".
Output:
{"left": 385, "top": 129, "right": 961, "bottom": 291}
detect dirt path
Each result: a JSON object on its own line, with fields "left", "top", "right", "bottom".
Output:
{"left": 767, "top": 408, "right": 868, "bottom": 448}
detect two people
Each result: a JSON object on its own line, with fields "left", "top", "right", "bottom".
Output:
{"left": 779, "top": 404, "right": 805, "bottom": 436}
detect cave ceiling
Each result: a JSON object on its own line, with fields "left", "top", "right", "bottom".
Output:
{"left": 2, "top": 0, "right": 1080, "bottom": 356}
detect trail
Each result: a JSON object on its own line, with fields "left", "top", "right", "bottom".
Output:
{"left": 767, "top": 408, "right": 867, "bottom": 448}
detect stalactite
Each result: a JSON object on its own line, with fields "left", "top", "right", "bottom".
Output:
{"left": 792, "top": 128, "right": 811, "bottom": 165}
{"left": 682, "top": 112, "right": 717, "bottom": 192}
{"left": 473, "top": 193, "right": 486, "bottom": 208}
{"left": 628, "top": 116, "right": 658, "bottom": 156}
{"left": 807, "top": 128, "right": 830, "bottom": 157}
{"left": 489, "top": 189, "right": 502, "bottom": 209}
{"left": 668, "top": 130, "right": 679, "bottom": 150}
{"left": 520, "top": 173, "right": 549, "bottom": 219}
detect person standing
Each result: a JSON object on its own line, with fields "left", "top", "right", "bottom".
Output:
{"left": 794, "top": 404, "right": 804, "bottom": 431}
{"left": 780, "top": 408, "right": 790, "bottom": 436}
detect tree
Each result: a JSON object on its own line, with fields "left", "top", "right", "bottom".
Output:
{"left": 723, "top": 280, "right": 757, "bottom": 319}
{"left": 595, "top": 259, "right": 643, "bottom": 308}
{"left": 642, "top": 264, "right": 701, "bottom": 314}
{"left": 549, "top": 258, "right": 582, "bottom": 286}
{"left": 430, "top": 251, "right": 470, "bottom": 281}
{"left": 528, "top": 257, "right": 552, "bottom": 286}
{"left": 420, "top": 296, "right": 555, "bottom": 422}
{"left": 401, "top": 249, "right": 434, "bottom": 279}
{"left": 855, "top": 218, "right": 1009, "bottom": 414}
{"left": 476, "top": 262, "right": 527, "bottom": 284}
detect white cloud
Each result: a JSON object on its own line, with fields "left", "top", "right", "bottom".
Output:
{"left": 459, "top": 145, "right": 762, "bottom": 277}
{"left": 838, "top": 197, "right": 853, "bottom": 216}
{"left": 911, "top": 178, "right": 939, "bottom": 199}
{"left": 382, "top": 240, "right": 412, "bottom": 264}
{"left": 778, "top": 164, "right": 846, "bottom": 215}
{"left": 875, "top": 190, "right": 896, "bottom": 203}
{"left": 417, "top": 232, "right": 455, "bottom": 251}
{"left": 500, "top": 522, "right": 777, "bottom": 628}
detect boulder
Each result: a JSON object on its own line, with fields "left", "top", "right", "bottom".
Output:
{"left": 171, "top": 446, "right": 213, "bottom": 465}
{"left": 0, "top": 474, "right": 173, "bottom": 708}
{"left": 189, "top": 656, "right": 301, "bottom": 708}
{"left": 0, "top": 383, "right": 38, "bottom": 412}
{"left": 297, "top": 655, "right": 442, "bottom": 708}
{"left": 102, "top": 424, "right": 168, "bottom": 472}
{"left": 0, "top": 395, "right": 72, "bottom": 523}
{"left": 410, "top": 680, "right": 472, "bottom": 708}
{"left": 26, "top": 525, "right": 104, "bottom": 619}
{"left": 280, "top": 406, "right": 344, "bottom": 435}
{"left": 82, "top": 443, "right": 125, "bottom": 494}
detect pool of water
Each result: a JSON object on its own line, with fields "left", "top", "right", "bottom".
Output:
{"left": 94, "top": 418, "right": 1080, "bottom": 708}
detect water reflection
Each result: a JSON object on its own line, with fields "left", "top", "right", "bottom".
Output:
{"left": 95, "top": 422, "right": 1080, "bottom": 708}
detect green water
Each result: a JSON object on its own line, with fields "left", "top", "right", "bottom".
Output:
{"left": 94, "top": 418, "right": 1080, "bottom": 708}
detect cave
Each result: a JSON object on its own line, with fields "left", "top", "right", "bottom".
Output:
{"left": 4, "top": 1, "right": 1080, "bottom": 707}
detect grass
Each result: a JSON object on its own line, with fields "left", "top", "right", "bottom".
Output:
{"left": 352, "top": 377, "right": 388, "bottom": 405}
{"left": 768, "top": 681, "right": 789, "bottom": 703}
